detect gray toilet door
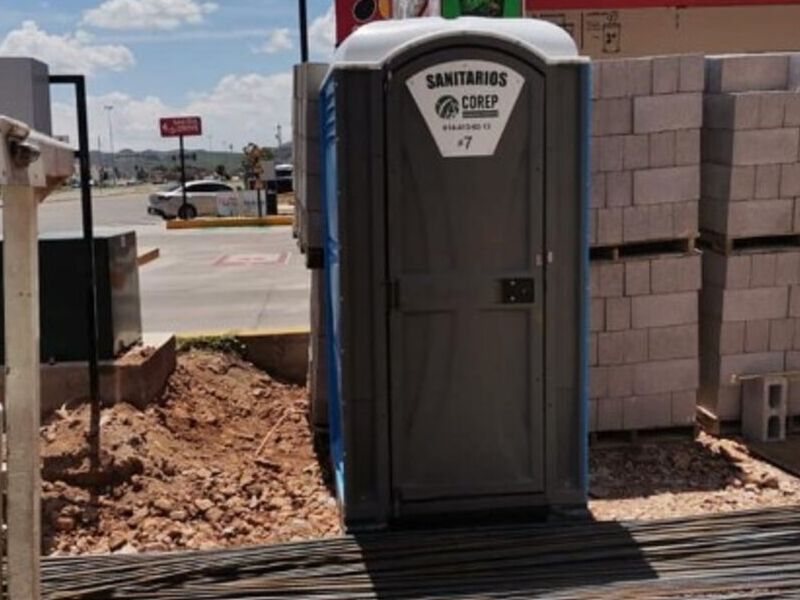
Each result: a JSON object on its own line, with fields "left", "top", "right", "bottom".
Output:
{"left": 386, "top": 47, "right": 546, "bottom": 508}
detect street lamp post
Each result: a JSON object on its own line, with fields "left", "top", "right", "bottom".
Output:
{"left": 103, "top": 105, "right": 115, "bottom": 185}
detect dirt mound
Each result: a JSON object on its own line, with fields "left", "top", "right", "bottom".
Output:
{"left": 42, "top": 350, "right": 342, "bottom": 556}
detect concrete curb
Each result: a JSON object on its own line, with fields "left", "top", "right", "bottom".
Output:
{"left": 137, "top": 247, "right": 160, "bottom": 266}
{"left": 166, "top": 216, "right": 294, "bottom": 230}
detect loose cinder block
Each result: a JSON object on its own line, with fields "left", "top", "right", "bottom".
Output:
{"left": 730, "top": 128, "right": 800, "bottom": 165}
{"left": 671, "top": 390, "right": 697, "bottom": 426}
{"left": 606, "top": 171, "right": 632, "bottom": 207}
{"left": 769, "top": 318, "right": 795, "bottom": 351}
{"left": 623, "top": 394, "right": 673, "bottom": 430}
{"left": 625, "top": 260, "right": 650, "bottom": 296}
{"left": 633, "top": 359, "right": 699, "bottom": 395}
{"left": 606, "top": 297, "right": 631, "bottom": 331}
{"left": 632, "top": 292, "right": 698, "bottom": 329}
{"left": 701, "top": 164, "right": 755, "bottom": 201}
{"left": 780, "top": 163, "right": 800, "bottom": 197}
{"left": 651, "top": 254, "right": 701, "bottom": 293}
{"left": 634, "top": 93, "right": 702, "bottom": 134}
{"left": 597, "top": 208, "right": 623, "bottom": 245}
{"left": 592, "top": 136, "right": 624, "bottom": 172}
{"left": 726, "top": 199, "right": 793, "bottom": 238}
{"left": 722, "top": 286, "right": 789, "bottom": 321}
{"left": 652, "top": 56, "right": 680, "bottom": 94}
{"left": 754, "top": 164, "right": 781, "bottom": 199}
{"left": 750, "top": 253, "right": 778, "bottom": 288}
{"left": 607, "top": 365, "right": 634, "bottom": 398}
{"left": 679, "top": 55, "right": 705, "bottom": 92}
{"left": 649, "top": 131, "right": 675, "bottom": 167}
{"left": 706, "top": 54, "right": 790, "bottom": 93}
{"left": 591, "top": 172, "right": 606, "bottom": 208}
{"left": 623, "top": 134, "right": 649, "bottom": 170}
{"left": 675, "top": 130, "right": 700, "bottom": 165}
{"left": 744, "top": 319, "right": 770, "bottom": 353}
{"left": 593, "top": 98, "right": 632, "bottom": 136}
{"left": 649, "top": 324, "right": 698, "bottom": 360}
{"left": 634, "top": 166, "right": 700, "bottom": 205}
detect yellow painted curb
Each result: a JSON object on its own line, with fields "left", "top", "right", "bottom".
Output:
{"left": 137, "top": 247, "right": 160, "bottom": 267}
{"left": 166, "top": 216, "right": 294, "bottom": 230}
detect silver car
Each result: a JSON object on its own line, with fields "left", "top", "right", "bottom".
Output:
{"left": 147, "top": 180, "right": 238, "bottom": 220}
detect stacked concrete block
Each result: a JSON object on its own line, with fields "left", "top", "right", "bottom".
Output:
{"left": 589, "top": 252, "right": 701, "bottom": 432}
{"left": 292, "top": 63, "right": 328, "bottom": 267}
{"left": 308, "top": 269, "right": 329, "bottom": 430}
{"left": 590, "top": 55, "right": 703, "bottom": 247}
{"left": 700, "top": 53, "right": 800, "bottom": 426}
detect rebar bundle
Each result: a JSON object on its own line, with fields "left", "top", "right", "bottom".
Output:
{"left": 41, "top": 507, "right": 800, "bottom": 599}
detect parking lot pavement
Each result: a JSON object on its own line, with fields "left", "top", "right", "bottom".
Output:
{"left": 9, "top": 188, "right": 311, "bottom": 334}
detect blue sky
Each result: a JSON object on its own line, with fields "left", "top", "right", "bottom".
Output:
{"left": 0, "top": 0, "right": 335, "bottom": 150}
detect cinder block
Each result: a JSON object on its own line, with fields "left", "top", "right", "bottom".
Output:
{"left": 776, "top": 252, "right": 800, "bottom": 285}
{"left": 623, "top": 206, "right": 648, "bottom": 242}
{"left": 703, "top": 94, "right": 734, "bottom": 130}
{"left": 750, "top": 253, "right": 778, "bottom": 288}
{"left": 759, "top": 92, "right": 788, "bottom": 128}
{"left": 653, "top": 56, "right": 680, "bottom": 94}
{"left": 598, "top": 331, "right": 646, "bottom": 365}
{"left": 592, "top": 136, "right": 624, "bottom": 172}
{"left": 625, "top": 260, "right": 650, "bottom": 296}
{"left": 600, "top": 60, "right": 629, "bottom": 98}
{"left": 679, "top": 55, "right": 705, "bottom": 92}
{"left": 597, "top": 397, "right": 624, "bottom": 431}
{"left": 649, "top": 131, "right": 675, "bottom": 167}
{"left": 594, "top": 98, "right": 632, "bottom": 136}
{"left": 649, "top": 324, "right": 698, "bottom": 360}
{"left": 703, "top": 251, "right": 751, "bottom": 289}
{"left": 624, "top": 329, "right": 648, "bottom": 363}
{"left": 770, "top": 318, "right": 795, "bottom": 351}
{"left": 591, "top": 172, "right": 606, "bottom": 208}
{"left": 590, "top": 366, "right": 608, "bottom": 398}
{"left": 675, "top": 130, "right": 700, "bottom": 165}
{"left": 649, "top": 203, "right": 676, "bottom": 240}
{"left": 780, "top": 163, "right": 800, "bottom": 197}
{"left": 722, "top": 287, "right": 789, "bottom": 321}
{"left": 785, "top": 94, "right": 800, "bottom": 126}
{"left": 597, "top": 208, "right": 623, "bottom": 245}
{"left": 744, "top": 319, "right": 770, "bottom": 353}
{"left": 633, "top": 359, "right": 699, "bottom": 395}
{"left": 742, "top": 376, "right": 788, "bottom": 442}
{"left": 790, "top": 285, "right": 800, "bottom": 317}
{"left": 591, "top": 298, "right": 605, "bottom": 332}
{"left": 726, "top": 199, "right": 793, "bottom": 238}
{"left": 720, "top": 321, "right": 746, "bottom": 355}
{"left": 752, "top": 164, "right": 780, "bottom": 199}
{"left": 634, "top": 93, "right": 702, "bottom": 133}
{"left": 592, "top": 262, "right": 625, "bottom": 298}
{"left": 591, "top": 63, "right": 602, "bottom": 99}
{"left": 706, "top": 54, "right": 790, "bottom": 93}
{"left": 623, "top": 204, "right": 680, "bottom": 243}
{"left": 701, "top": 164, "right": 755, "bottom": 201}
{"left": 730, "top": 129, "right": 800, "bottom": 166}
{"left": 671, "top": 390, "right": 697, "bottom": 426}
{"left": 623, "top": 134, "right": 649, "bottom": 170}
{"left": 607, "top": 365, "right": 634, "bottom": 398}
{"left": 589, "top": 209, "right": 597, "bottom": 245}
{"left": 632, "top": 292, "right": 697, "bottom": 329}
{"left": 606, "top": 297, "right": 631, "bottom": 331}
{"left": 606, "top": 171, "right": 632, "bottom": 207}
{"left": 634, "top": 166, "right": 700, "bottom": 205}
{"left": 629, "top": 58, "right": 652, "bottom": 96}
{"left": 623, "top": 394, "right": 673, "bottom": 430}
{"left": 651, "top": 254, "right": 701, "bottom": 293}
{"left": 673, "top": 201, "right": 698, "bottom": 238}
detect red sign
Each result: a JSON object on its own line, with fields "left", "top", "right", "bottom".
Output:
{"left": 526, "top": 0, "right": 800, "bottom": 8}
{"left": 336, "top": 0, "right": 392, "bottom": 45}
{"left": 160, "top": 116, "right": 202, "bottom": 138}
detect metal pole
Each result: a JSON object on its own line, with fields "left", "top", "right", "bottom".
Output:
{"left": 50, "top": 75, "right": 102, "bottom": 478}
{"left": 298, "top": 0, "right": 309, "bottom": 62}
{"left": 3, "top": 184, "right": 42, "bottom": 600}
{"left": 104, "top": 105, "right": 115, "bottom": 185}
{"left": 179, "top": 135, "right": 188, "bottom": 217}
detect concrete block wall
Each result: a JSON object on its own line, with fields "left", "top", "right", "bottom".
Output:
{"left": 589, "top": 252, "right": 701, "bottom": 432}
{"left": 590, "top": 56, "right": 703, "bottom": 247}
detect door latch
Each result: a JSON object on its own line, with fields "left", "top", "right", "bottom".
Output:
{"left": 501, "top": 278, "right": 535, "bottom": 304}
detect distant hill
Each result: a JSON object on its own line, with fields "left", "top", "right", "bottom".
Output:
{"left": 90, "top": 148, "right": 247, "bottom": 180}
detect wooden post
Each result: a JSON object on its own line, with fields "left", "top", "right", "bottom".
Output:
{"left": 3, "top": 184, "right": 41, "bottom": 600}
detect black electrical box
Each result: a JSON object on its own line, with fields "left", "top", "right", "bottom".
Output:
{"left": 0, "top": 230, "right": 143, "bottom": 363}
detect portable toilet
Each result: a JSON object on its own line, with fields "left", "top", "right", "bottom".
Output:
{"left": 320, "top": 17, "right": 590, "bottom": 529}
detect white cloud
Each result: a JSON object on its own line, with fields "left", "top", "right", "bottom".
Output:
{"left": 52, "top": 71, "right": 293, "bottom": 152}
{"left": 0, "top": 20, "right": 135, "bottom": 75}
{"left": 253, "top": 28, "right": 293, "bottom": 55}
{"left": 308, "top": 6, "right": 335, "bottom": 59}
{"left": 83, "top": 0, "right": 219, "bottom": 31}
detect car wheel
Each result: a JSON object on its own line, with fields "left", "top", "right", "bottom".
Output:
{"left": 178, "top": 203, "right": 198, "bottom": 220}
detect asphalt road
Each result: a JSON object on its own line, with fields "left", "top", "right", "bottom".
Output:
{"left": 25, "top": 186, "right": 311, "bottom": 334}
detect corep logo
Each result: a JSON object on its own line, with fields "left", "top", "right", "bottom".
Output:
{"left": 435, "top": 95, "right": 460, "bottom": 119}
